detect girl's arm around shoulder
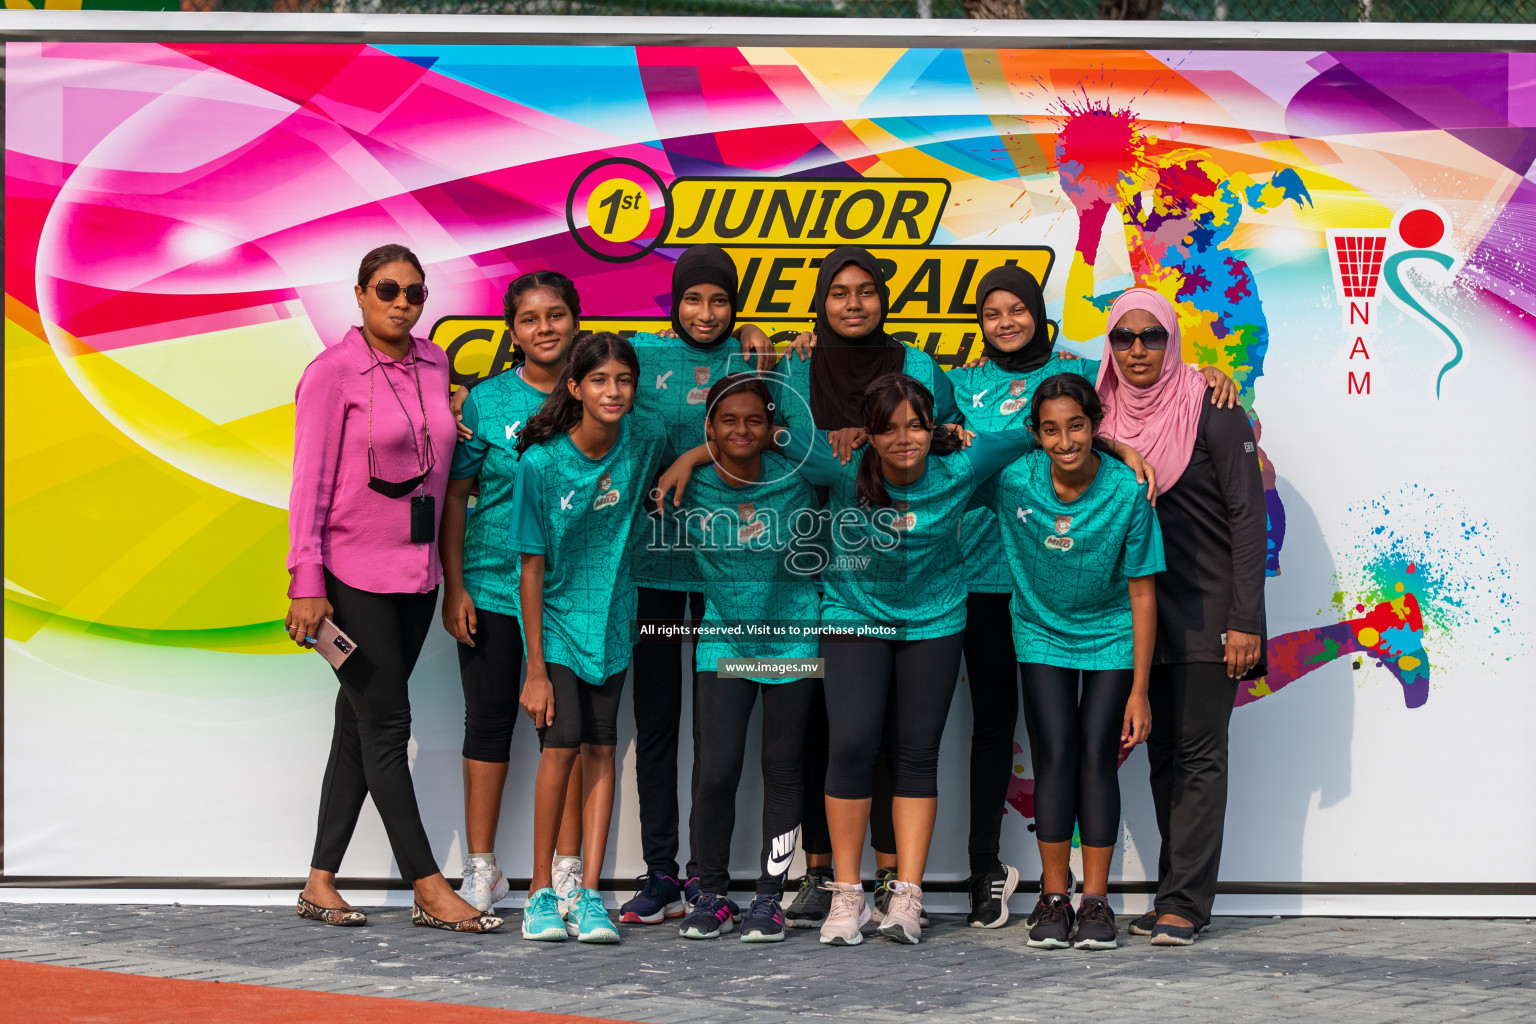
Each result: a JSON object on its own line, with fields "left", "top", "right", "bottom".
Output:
{"left": 962, "top": 426, "right": 1037, "bottom": 484}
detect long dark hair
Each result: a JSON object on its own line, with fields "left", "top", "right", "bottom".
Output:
{"left": 357, "top": 243, "right": 424, "bottom": 288}
{"left": 516, "top": 332, "right": 639, "bottom": 452}
{"left": 855, "top": 373, "right": 963, "bottom": 508}
{"left": 1028, "top": 373, "right": 1122, "bottom": 462}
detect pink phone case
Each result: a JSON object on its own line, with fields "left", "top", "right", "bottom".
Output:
{"left": 314, "top": 618, "right": 359, "bottom": 670}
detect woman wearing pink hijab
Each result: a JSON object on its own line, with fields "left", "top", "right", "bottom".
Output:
{"left": 1096, "top": 288, "right": 1268, "bottom": 947}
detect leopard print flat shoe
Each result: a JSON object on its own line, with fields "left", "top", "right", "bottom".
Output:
{"left": 411, "top": 903, "right": 503, "bottom": 933}
{"left": 297, "top": 894, "right": 367, "bottom": 927}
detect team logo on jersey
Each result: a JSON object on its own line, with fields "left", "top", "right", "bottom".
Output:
{"left": 593, "top": 471, "right": 620, "bottom": 510}
{"left": 687, "top": 366, "right": 712, "bottom": 405}
{"left": 1010, "top": 378, "right": 1029, "bottom": 397}
{"left": 737, "top": 502, "right": 766, "bottom": 543}
{"left": 1045, "top": 512, "right": 1074, "bottom": 551}
{"left": 1000, "top": 382, "right": 1028, "bottom": 415}
{"left": 891, "top": 500, "right": 917, "bottom": 532}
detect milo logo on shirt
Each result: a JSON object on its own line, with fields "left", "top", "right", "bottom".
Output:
{"left": 1044, "top": 513, "right": 1074, "bottom": 551}
{"left": 688, "top": 365, "right": 712, "bottom": 405}
{"left": 891, "top": 499, "right": 918, "bottom": 533}
{"left": 999, "top": 378, "right": 1030, "bottom": 416}
{"left": 593, "top": 471, "right": 621, "bottom": 511}
{"left": 737, "top": 502, "right": 766, "bottom": 543}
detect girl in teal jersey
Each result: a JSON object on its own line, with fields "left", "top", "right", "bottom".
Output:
{"left": 624, "top": 245, "right": 774, "bottom": 924}
{"left": 987, "top": 373, "right": 1163, "bottom": 952}
{"left": 508, "top": 332, "right": 670, "bottom": 944}
{"left": 949, "top": 268, "right": 1236, "bottom": 927}
{"left": 668, "top": 373, "right": 823, "bottom": 944}
{"left": 440, "top": 271, "right": 587, "bottom": 913}
{"left": 774, "top": 245, "right": 963, "bottom": 927}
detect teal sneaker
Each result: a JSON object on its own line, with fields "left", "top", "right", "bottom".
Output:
{"left": 521, "top": 887, "right": 567, "bottom": 942}
{"left": 566, "top": 888, "right": 620, "bottom": 944}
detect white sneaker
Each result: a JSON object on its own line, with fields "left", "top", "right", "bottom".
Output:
{"left": 818, "top": 880, "right": 871, "bottom": 946}
{"left": 552, "top": 855, "right": 583, "bottom": 916}
{"left": 459, "top": 857, "right": 509, "bottom": 913}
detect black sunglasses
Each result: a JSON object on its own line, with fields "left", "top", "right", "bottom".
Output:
{"left": 1108, "top": 326, "right": 1170, "bottom": 351}
{"left": 370, "top": 279, "right": 428, "bottom": 306}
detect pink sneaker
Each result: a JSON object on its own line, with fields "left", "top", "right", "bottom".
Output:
{"left": 817, "top": 880, "right": 871, "bottom": 946}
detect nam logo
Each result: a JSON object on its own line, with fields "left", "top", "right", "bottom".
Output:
{"left": 1045, "top": 513, "right": 1073, "bottom": 551}
{"left": 688, "top": 365, "right": 712, "bottom": 405}
{"left": 1327, "top": 202, "right": 1464, "bottom": 398}
{"left": 1054, "top": 514, "right": 1073, "bottom": 535}
{"left": 891, "top": 499, "right": 917, "bottom": 533}
{"left": 593, "top": 471, "right": 620, "bottom": 511}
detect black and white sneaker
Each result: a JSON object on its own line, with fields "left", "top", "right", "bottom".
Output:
{"left": 966, "top": 863, "right": 1020, "bottom": 928}
{"left": 1025, "top": 869, "right": 1076, "bottom": 928}
{"left": 1128, "top": 911, "right": 1156, "bottom": 935}
{"left": 1072, "top": 896, "right": 1118, "bottom": 950}
{"left": 1025, "top": 893, "right": 1075, "bottom": 949}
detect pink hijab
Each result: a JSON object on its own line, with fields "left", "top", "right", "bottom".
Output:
{"left": 1094, "top": 288, "right": 1208, "bottom": 495}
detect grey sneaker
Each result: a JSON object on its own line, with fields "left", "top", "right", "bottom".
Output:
{"left": 817, "top": 880, "right": 871, "bottom": 946}
{"left": 785, "top": 870, "right": 833, "bottom": 929}
{"left": 877, "top": 882, "right": 923, "bottom": 944}
{"left": 458, "top": 857, "right": 509, "bottom": 913}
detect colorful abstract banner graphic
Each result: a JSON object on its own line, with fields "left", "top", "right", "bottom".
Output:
{"left": 5, "top": 40, "right": 1533, "bottom": 896}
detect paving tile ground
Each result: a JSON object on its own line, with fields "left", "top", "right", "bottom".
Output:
{"left": 0, "top": 903, "right": 1531, "bottom": 1023}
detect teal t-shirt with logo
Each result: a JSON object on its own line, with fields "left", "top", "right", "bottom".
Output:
{"left": 783, "top": 427, "right": 1033, "bottom": 640}
{"left": 949, "top": 356, "right": 1100, "bottom": 594}
{"left": 990, "top": 448, "right": 1165, "bottom": 670}
{"left": 508, "top": 413, "right": 670, "bottom": 685}
{"left": 449, "top": 369, "right": 552, "bottom": 619}
{"left": 630, "top": 332, "right": 754, "bottom": 592}
{"left": 679, "top": 450, "right": 823, "bottom": 684}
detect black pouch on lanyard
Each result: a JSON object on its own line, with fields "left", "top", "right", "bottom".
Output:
{"left": 410, "top": 494, "right": 435, "bottom": 544}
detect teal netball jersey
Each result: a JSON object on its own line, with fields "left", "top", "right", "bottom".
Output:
{"left": 989, "top": 449, "right": 1165, "bottom": 670}
{"left": 680, "top": 451, "right": 823, "bottom": 684}
{"left": 783, "top": 427, "right": 1033, "bottom": 640}
{"left": 508, "top": 413, "right": 670, "bottom": 685}
{"left": 449, "top": 369, "right": 551, "bottom": 619}
{"left": 949, "top": 357, "right": 1100, "bottom": 594}
{"left": 771, "top": 344, "right": 962, "bottom": 454}
{"left": 630, "top": 332, "right": 752, "bottom": 592}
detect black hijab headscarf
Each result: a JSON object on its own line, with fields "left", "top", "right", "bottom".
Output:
{"left": 808, "top": 245, "right": 907, "bottom": 429}
{"left": 670, "top": 244, "right": 738, "bottom": 349}
{"left": 975, "top": 265, "right": 1052, "bottom": 374}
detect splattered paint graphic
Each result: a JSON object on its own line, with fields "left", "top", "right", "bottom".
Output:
{"left": 1053, "top": 97, "right": 1309, "bottom": 577}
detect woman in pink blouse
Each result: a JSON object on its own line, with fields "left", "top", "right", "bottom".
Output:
{"left": 284, "top": 244, "right": 500, "bottom": 933}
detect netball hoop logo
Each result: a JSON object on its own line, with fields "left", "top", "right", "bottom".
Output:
{"left": 1326, "top": 204, "right": 1465, "bottom": 398}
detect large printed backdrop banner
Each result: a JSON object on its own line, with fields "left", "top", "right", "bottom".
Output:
{"left": 5, "top": 39, "right": 1535, "bottom": 908}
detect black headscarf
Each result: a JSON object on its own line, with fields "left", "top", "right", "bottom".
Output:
{"left": 975, "top": 265, "right": 1052, "bottom": 374}
{"left": 808, "top": 245, "right": 907, "bottom": 429}
{"left": 670, "top": 244, "right": 738, "bottom": 349}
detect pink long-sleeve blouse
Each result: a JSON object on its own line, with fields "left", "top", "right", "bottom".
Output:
{"left": 287, "top": 328, "right": 456, "bottom": 599}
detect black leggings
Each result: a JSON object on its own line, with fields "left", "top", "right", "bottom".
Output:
{"left": 1020, "top": 663, "right": 1133, "bottom": 848}
{"left": 693, "top": 674, "right": 817, "bottom": 895}
{"left": 458, "top": 607, "right": 524, "bottom": 762}
{"left": 962, "top": 592, "right": 1024, "bottom": 876}
{"left": 538, "top": 662, "right": 626, "bottom": 750}
{"left": 632, "top": 587, "right": 705, "bottom": 878}
{"left": 823, "top": 633, "right": 965, "bottom": 800}
{"left": 802, "top": 686, "right": 897, "bottom": 857}
{"left": 312, "top": 571, "right": 439, "bottom": 882}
